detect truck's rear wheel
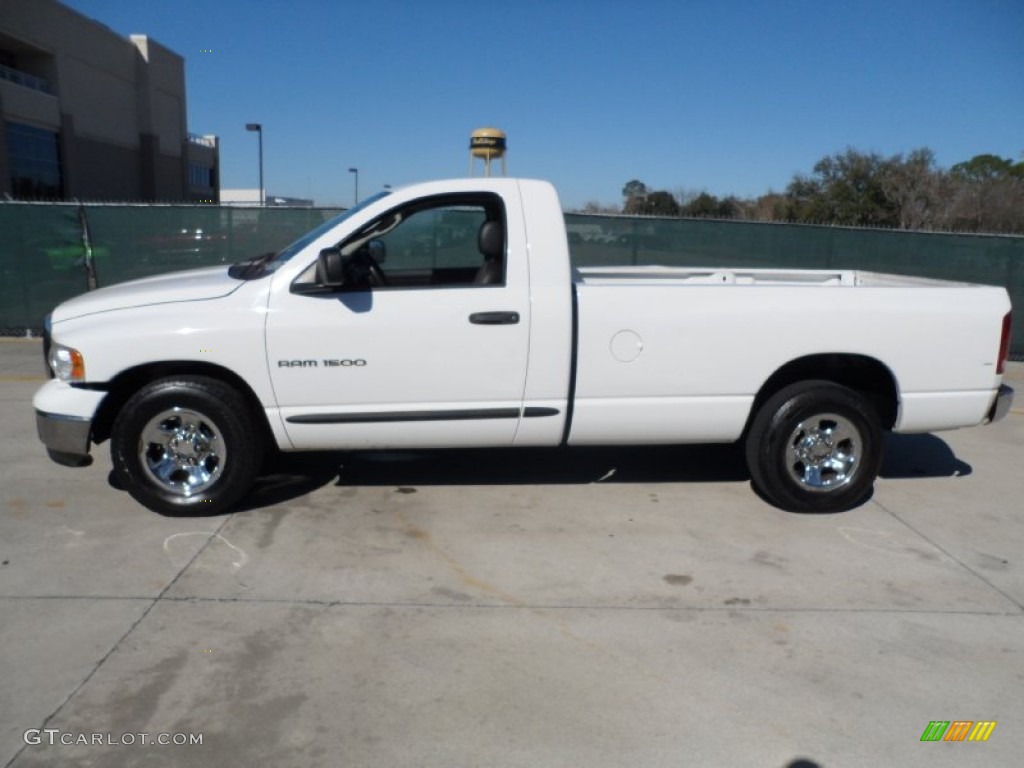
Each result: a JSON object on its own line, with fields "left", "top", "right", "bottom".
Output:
{"left": 111, "top": 377, "right": 263, "bottom": 515}
{"left": 745, "top": 381, "right": 882, "bottom": 512}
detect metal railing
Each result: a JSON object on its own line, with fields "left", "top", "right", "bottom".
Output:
{"left": 0, "top": 63, "right": 52, "bottom": 94}
{"left": 187, "top": 133, "right": 217, "bottom": 148}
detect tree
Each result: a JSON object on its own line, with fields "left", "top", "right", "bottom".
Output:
{"left": 680, "top": 192, "right": 743, "bottom": 218}
{"left": 642, "top": 190, "right": 680, "bottom": 216}
{"left": 612, "top": 150, "right": 1024, "bottom": 232}
{"left": 621, "top": 179, "right": 649, "bottom": 215}
{"left": 751, "top": 192, "right": 789, "bottom": 221}
{"left": 577, "top": 201, "right": 620, "bottom": 214}
{"left": 945, "top": 154, "right": 1024, "bottom": 232}
{"left": 950, "top": 154, "right": 1016, "bottom": 182}
{"left": 881, "top": 148, "right": 942, "bottom": 230}
{"left": 621, "top": 181, "right": 680, "bottom": 215}
{"left": 621, "top": 180, "right": 648, "bottom": 199}
{"left": 787, "top": 148, "right": 901, "bottom": 227}
{"left": 683, "top": 192, "right": 720, "bottom": 217}
{"left": 781, "top": 174, "right": 830, "bottom": 223}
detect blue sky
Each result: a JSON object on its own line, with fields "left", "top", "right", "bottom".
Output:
{"left": 62, "top": 0, "right": 1024, "bottom": 208}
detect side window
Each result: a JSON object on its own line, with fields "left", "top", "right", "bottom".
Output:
{"left": 340, "top": 194, "right": 505, "bottom": 289}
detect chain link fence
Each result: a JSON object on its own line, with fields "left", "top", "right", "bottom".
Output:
{"left": 2, "top": 202, "right": 1021, "bottom": 357}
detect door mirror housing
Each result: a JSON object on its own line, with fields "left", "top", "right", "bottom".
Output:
{"left": 315, "top": 246, "right": 348, "bottom": 287}
{"left": 292, "top": 242, "right": 383, "bottom": 295}
{"left": 292, "top": 247, "right": 352, "bottom": 294}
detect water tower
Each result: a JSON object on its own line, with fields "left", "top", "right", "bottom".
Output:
{"left": 469, "top": 127, "right": 507, "bottom": 177}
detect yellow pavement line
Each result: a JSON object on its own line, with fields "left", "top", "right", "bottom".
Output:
{"left": 0, "top": 338, "right": 42, "bottom": 343}
{"left": 0, "top": 375, "right": 46, "bottom": 382}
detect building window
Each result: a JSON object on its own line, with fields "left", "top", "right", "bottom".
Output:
{"left": 189, "top": 163, "right": 214, "bottom": 188}
{"left": 6, "top": 123, "right": 63, "bottom": 199}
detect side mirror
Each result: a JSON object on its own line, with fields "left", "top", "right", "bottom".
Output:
{"left": 293, "top": 245, "right": 377, "bottom": 295}
{"left": 315, "top": 246, "right": 348, "bottom": 287}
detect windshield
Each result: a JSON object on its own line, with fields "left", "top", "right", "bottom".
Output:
{"left": 269, "top": 190, "right": 392, "bottom": 268}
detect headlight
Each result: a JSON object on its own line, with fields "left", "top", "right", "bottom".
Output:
{"left": 48, "top": 343, "right": 86, "bottom": 382}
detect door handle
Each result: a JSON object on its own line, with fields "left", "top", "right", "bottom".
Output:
{"left": 469, "top": 311, "right": 520, "bottom": 325}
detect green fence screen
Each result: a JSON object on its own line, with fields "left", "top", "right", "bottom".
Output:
{"left": 1, "top": 202, "right": 1021, "bottom": 357}
{"left": 0, "top": 203, "right": 343, "bottom": 335}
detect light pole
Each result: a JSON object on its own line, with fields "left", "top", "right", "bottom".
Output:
{"left": 348, "top": 167, "right": 358, "bottom": 206}
{"left": 245, "top": 123, "right": 263, "bottom": 206}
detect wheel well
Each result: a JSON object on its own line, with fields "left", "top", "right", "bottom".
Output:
{"left": 749, "top": 354, "right": 899, "bottom": 431}
{"left": 90, "top": 361, "right": 272, "bottom": 445}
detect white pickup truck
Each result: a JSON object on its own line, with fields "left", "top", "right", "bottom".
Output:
{"left": 34, "top": 178, "right": 1014, "bottom": 515}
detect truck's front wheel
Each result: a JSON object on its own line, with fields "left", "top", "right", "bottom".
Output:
{"left": 111, "top": 377, "right": 263, "bottom": 515}
{"left": 745, "top": 381, "right": 883, "bottom": 513}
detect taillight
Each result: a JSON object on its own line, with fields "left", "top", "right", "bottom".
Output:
{"left": 996, "top": 312, "right": 1012, "bottom": 375}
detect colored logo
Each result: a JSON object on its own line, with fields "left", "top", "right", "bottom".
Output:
{"left": 920, "top": 721, "right": 996, "bottom": 742}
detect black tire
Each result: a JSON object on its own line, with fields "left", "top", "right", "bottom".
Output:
{"left": 745, "top": 380, "right": 883, "bottom": 513}
{"left": 111, "top": 376, "right": 264, "bottom": 515}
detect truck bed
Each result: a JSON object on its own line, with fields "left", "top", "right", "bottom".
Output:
{"left": 568, "top": 265, "right": 1009, "bottom": 445}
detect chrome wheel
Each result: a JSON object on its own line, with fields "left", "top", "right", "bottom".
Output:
{"left": 139, "top": 407, "right": 226, "bottom": 496}
{"left": 784, "top": 412, "right": 861, "bottom": 492}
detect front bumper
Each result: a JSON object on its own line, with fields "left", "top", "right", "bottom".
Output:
{"left": 986, "top": 384, "right": 1014, "bottom": 424}
{"left": 36, "top": 410, "right": 92, "bottom": 465}
{"left": 33, "top": 379, "right": 107, "bottom": 466}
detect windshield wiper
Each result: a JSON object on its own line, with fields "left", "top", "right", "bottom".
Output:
{"left": 228, "top": 251, "right": 276, "bottom": 280}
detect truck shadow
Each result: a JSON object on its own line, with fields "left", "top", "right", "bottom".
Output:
{"left": 880, "top": 432, "right": 972, "bottom": 478}
{"left": 231, "top": 432, "right": 971, "bottom": 513}
{"left": 233, "top": 443, "right": 746, "bottom": 513}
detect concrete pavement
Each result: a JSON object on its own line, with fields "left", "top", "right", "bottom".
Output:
{"left": 1, "top": 337, "right": 1022, "bottom": 767}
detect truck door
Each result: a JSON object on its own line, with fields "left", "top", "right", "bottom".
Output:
{"left": 265, "top": 192, "right": 531, "bottom": 450}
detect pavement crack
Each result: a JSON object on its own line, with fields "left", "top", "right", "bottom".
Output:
{"left": 3, "top": 516, "right": 234, "bottom": 768}
{"left": 873, "top": 498, "right": 1024, "bottom": 613}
